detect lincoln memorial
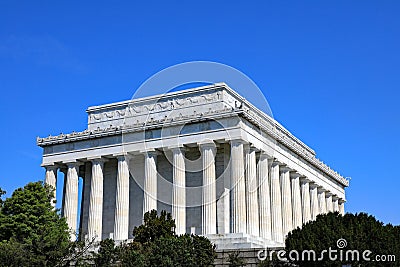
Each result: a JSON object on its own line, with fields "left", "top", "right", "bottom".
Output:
{"left": 37, "top": 83, "right": 348, "bottom": 249}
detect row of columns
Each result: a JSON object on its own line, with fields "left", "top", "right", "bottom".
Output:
{"left": 44, "top": 141, "right": 219, "bottom": 241}
{"left": 229, "top": 141, "right": 346, "bottom": 244}
{"left": 44, "top": 140, "right": 345, "bottom": 243}
{"left": 45, "top": 155, "right": 131, "bottom": 241}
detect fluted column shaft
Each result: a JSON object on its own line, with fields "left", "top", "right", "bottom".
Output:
{"left": 64, "top": 162, "right": 80, "bottom": 241}
{"left": 326, "top": 193, "right": 333, "bottom": 213}
{"left": 172, "top": 147, "right": 186, "bottom": 235}
{"left": 339, "top": 200, "right": 345, "bottom": 215}
{"left": 300, "top": 178, "right": 311, "bottom": 224}
{"left": 280, "top": 167, "right": 293, "bottom": 237}
{"left": 45, "top": 165, "right": 58, "bottom": 207}
{"left": 114, "top": 155, "right": 130, "bottom": 240}
{"left": 270, "top": 161, "right": 283, "bottom": 243}
{"left": 290, "top": 173, "right": 302, "bottom": 229}
{"left": 143, "top": 151, "right": 158, "bottom": 214}
{"left": 201, "top": 142, "right": 217, "bottom": 235}
{"left": 257, "top": 152, "right": 272, "bottom": 240}
{"left": 230, "top": 140, "right": 246, "bottom": 234}
{"left": 317, "top": 188, "right": 327, "bottom": 214}
{"left": 309, "top": 183, "right": 319, "bottom": 220}
{"left": 332, "top": 196, "right": 339, "bottom": 212}
{"left": 88, "top": 159, "right": 106, "bottom": 241}
{"left": 245, "top": 145, "right": 259, "bottom": 236}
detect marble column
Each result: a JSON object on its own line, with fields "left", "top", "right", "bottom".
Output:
{"left": 87, "top": 158, "right": 106, "bottom": 242}
{"left": 300, "top": 178, "right": 311, "bottom": 224}
{"left": 309, "top": 183, "right": 319, "bottom": 220}
{"left": 244, "top": 145, "right": 259, "bottom": 236}
{"left": 143, "top": 150, "right": 158, "bottom": 215}
{"left": 325, "top": 193, "right": 333, "bottom": 213}
{"left": 230, "top": 140, "right": 247, "bottom": 234}
{"left": 270, "top": 161, "right": 283, "bottom": 243}
{"left": 171, "top": 147, "right": 186, "bottom": 235}
{"left": 200, "top": 141, "right": 217, "bottom": 235}
{"left": 339, "top": 199, "right": 345, "bottom": 215}
{"left": 64, "top": 161, "right": 81, "bottom": 241}
{"left": 45, "top": 165, "right": 58, "bottom": 207}
{"left": 290, "top": 173, "right": 302, "bottom": 229}
{"left": 317, "top": 187, "right": 327, "bottom": 214}
{"left": 257, "top": 152, "right": 272, "bottom": 240}
{"left": 280, "top": 166, "right": 293, "bottom": 237}
{"left": 332, "top": 196, "right": 339, "bottom": 212}
{"left": 114, "top": 154, "right": 130, "bottom": 241}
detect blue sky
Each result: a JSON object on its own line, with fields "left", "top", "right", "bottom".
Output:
{"left": 0, "top": 1, "right": 399, "bottom": 225}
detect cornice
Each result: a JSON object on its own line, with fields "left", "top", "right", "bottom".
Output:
{"left": 37, "top": 83, "right": 349, "bottom": 187}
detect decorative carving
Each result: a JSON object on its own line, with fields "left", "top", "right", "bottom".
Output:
{"left": 116, "top": 110, "right": 125, "bottom": 117}
{"left": 38, "top": 88, "right": 348, "bottom": 187}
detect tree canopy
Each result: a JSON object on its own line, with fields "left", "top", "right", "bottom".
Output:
{"left": 0, "top": 181, "right": 71, "bottom": 266}
{"left": 91, "top": 209, "right": 216, "bottom": 267}
{"left": 132, "top": 209, "right": 175, "bottom": 244}
{"left": 284, "top": 212, "right": 400, "bottom": 266}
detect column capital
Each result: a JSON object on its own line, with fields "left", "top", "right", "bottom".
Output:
{"left": 141, "top": 149, "right": 159, "bottom": 158}
{"left": 87, "top": 156, "right": 108, "bottom": 166}
{"left": 243, "top": 143, "right": 258, "bottom": 153}
{"left": 338, "top": 198, "right": 346, "bottom": 204}
{"left": 198, "top": 139, "right": 216, "bottom": 149}
{"left": 332, "top": 195, "right": 339, "bottom": 201}
{"left": 317, "top": 186, "right": 326, "bottom": 193}
{"left": 300, "top": 177, "right": 311, "bottom": 184}
{"left": 290, "top": 172, "right": 302, "bottom": 179}
{"left": 279, "top": 165, "right": 292, "bottom": 173}
{"left": 229, "top": 138, "right": 248, "bottom": 146}
{"left": 271, "top": 159, "right": 281, "bottom": 167}
{"left": 325, "top": 192, "right": 333, "bottom": 197}
{"left": 309, "top": 182, "right": 319, "bottom": 190}
{"left": 113, "top": 152, "right": 132, "bottom": 161}
{"left": 64, "top": 160, "right": 84, "bottom": 168}
{"left": 259, "top": 151, "right": 273, "bottom": 160}
{"left": 43, "top": 164, "right": 58, "bottom": 171}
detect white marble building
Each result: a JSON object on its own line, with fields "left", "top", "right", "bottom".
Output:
{"left": 38, "top": 83, "right": 348, "bottom": 249}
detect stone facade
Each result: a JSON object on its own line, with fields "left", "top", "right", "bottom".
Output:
{"left": 38, "top": 83, "right": 348, "bottom": 249}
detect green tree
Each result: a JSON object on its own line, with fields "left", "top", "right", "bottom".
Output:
{"left": 132, "top": 209, "right": 175, "bottom": 243}
{"left": 89, "top": 210, "right": 216, "bottom": 266}
{"left": 117, "top": 241, "right": 148, "bottom": 267}
{"left": 0, "top": 181, "right": 71, "bottom": 266}
{"left": 93, "top": 238, "right": 118, "bottom": 267}
{"left": 285, "top": 212, "right": 400, "bottom": 267}
{"left": 0, "top": 238, "right": 26, "bottom": 267}
{"left": 147, "top": 234, "right": 216, "bottom": 267}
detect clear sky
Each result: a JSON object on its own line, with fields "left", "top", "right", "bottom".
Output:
{"left": 0, "top": 1, "right": 399, "bottom": 225}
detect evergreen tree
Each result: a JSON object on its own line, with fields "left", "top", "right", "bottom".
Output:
{"left": 285, "top": 212, "right": 400, "bottom": 266}
{"left": 132, "top": 209, "right": 175, "bottom": 244}
{"left": 0, "top": 181, "right": 71, "bottom": 266}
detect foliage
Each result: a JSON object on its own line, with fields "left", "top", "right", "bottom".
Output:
{"left": 132, "top": 209, "right": 175, "bottom": 243}
{"left": 87, "top": 209, "right": 216, "bottom": 267}
{"left": 117, "top": 241, "right": 148, "bottom": 267}
{"left": 92, "top": 238, "right": 118, "bottom": 266}
{"left": 285, "top": 212, "right": 400, "bottom": 266}
{"left": 0, "top": 181, "right": 72, "bottom": 266}
{"left": 0, "top": 181, "right": 216, "bottom": 266}
{"left": 0, "top": 238, "right": 26, "bottom": 267}
{"left": 147, "top": 234, "right": 216, "bottom": 267}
